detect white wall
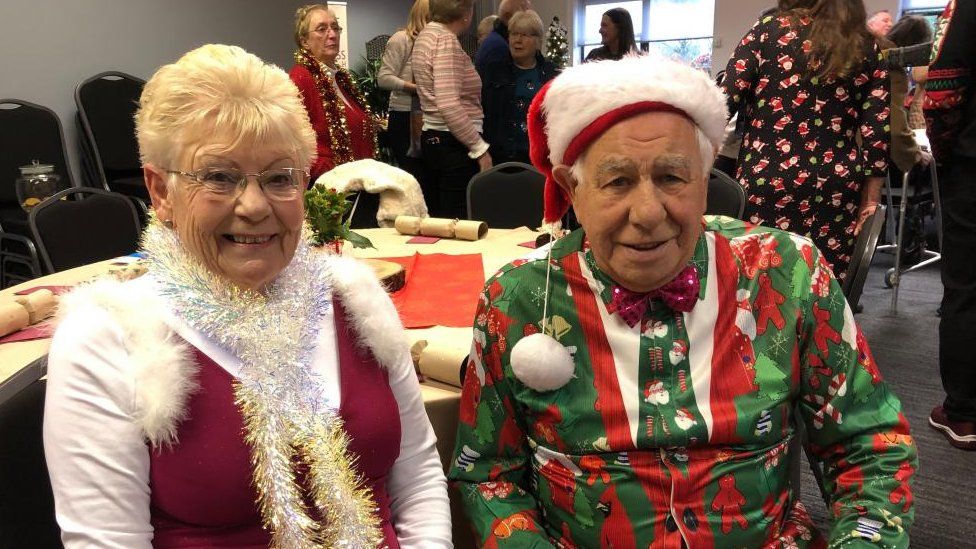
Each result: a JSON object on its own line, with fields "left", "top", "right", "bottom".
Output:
{"left": 711, "top": 0, "right": 900, "bottom": 75}
{"left": 0, "top": 0, "right": 407, "bottom": 185}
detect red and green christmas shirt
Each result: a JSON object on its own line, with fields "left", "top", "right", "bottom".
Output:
{"left": 450, "top": 216, "right": 917, "bottom": 548}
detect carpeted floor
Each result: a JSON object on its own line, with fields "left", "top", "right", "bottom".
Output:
{"left": 797, "top": 252, "right": 976, "bottom": 547}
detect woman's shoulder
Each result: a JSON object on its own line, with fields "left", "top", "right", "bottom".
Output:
{"left": 289, "top": 64, "right": 314, "bottom": 82}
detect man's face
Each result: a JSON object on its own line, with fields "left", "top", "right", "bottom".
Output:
{"left": 500, "top": 0, "right": 532, "bottom": 22}
{"left": 554, "top": 112, "right": 707, "bottom": 293}
{"left": 867, "top": 12, "right": 894, "bottom": 37}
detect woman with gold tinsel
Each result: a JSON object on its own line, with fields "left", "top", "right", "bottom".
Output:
{"left": 43, "top": 44, "right": 452, "bottom": 547}
{"left": 290, "top": 4, "right": 379, "bottom": 182}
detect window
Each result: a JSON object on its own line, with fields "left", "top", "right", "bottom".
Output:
{"left": 577, "top": 0, "right": 715, "bottom": 70}
{"left": 901, "top": 0, "right": 948, "bottom": 9}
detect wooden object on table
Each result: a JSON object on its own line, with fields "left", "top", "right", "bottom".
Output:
{"left": 12, "top": 290, "right": 57, "bottom": 324}
{"left": 0, "top": 302, "right": 30, "bottom": 337}
{"left": 394, "top": 216, "right": 488, "bottom": 241}
{"left": 363, "top": 258, "right": 406, "bottom": 292}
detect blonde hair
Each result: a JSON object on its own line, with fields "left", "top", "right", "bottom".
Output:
{"left": 508, "top": 10, "right": 543, "bottom": 38}
{"left": 294, "top": 4, "right": 333, "bottom": 49}
{"left": 405, "top": 0, "right": 431, "bottom": 39}
{"left": 477, "top": 15, "right": 498, "bottom": 40}
{"left": 135, "top": 44, "right": 316, "bottom": 171}
{"left": 430, "top": 0, "right": 473, "bottom": 24}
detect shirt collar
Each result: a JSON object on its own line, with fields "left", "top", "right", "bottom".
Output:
{"left": 573, "top": 227, "right": 710, "bottom": 311}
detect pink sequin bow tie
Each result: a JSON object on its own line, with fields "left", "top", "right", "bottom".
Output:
{"left": 608, "top": 265, "right": 700, "bottom": 327}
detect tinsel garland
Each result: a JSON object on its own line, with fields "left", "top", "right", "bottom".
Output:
{"left": 295, "top": 48, "right": 378, "bottom": 166}
{"left": 141, "top": 219, "right": 384, "bottom": 548}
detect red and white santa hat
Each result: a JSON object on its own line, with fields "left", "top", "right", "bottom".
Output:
{"left": 528, "top": 54, "right": 729, "bottom": 224}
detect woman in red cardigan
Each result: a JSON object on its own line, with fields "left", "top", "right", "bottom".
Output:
{"left": 290, "top": 4, "right": 377, "bottom": 182}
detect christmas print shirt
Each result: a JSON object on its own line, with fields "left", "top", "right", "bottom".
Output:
{"left": 450, "top": 217, "right": 917, "bottom": 548}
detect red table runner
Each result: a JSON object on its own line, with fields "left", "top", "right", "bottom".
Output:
{"left": 380, "top": 253, "right": 485, "bottom": 328}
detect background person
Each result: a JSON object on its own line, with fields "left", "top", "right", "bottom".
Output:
{"left": 477, "top": 14, "right": 499, "bottom": 45}
{"left": 882, "top": 15, "right": 934, "bottom": 172}
{"left": 924, "top": 0, "right": 976, "bottom": 451}
{"left": 413, "top": 0, "right": 491, "bottom": 218}
{"left": 474, "top": 0, "right": 533, "bottom": 74}
{"left": 867, "top": 9, "right": 895, "bottom": 38}
{"left": 43, "top": 44, "right": 452, "bottom": 547}
{"left": 584, "top": 7, "right": 637, "bottom": 62}
{"left": 378, "top": 0, "right": 431, "bottom": 195}
{"left": 481, "top": 9, "right": 557, "bottom": 165}
{"left": 723, "top": 0, "right": 890, "bottom": 282}
{"left": 290, "top": 4, "right": 377, "bottom": 182}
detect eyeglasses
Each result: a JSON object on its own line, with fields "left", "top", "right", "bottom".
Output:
{"left": 311, "top": 23, "right": 342, "bottom": 35}
{"left": 167, "top": 167, "right": 307, "bottom": 201}
{"left": 509, "top": 32, "right": 539, "bottom": 39}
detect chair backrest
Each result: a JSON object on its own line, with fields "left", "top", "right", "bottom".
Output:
{"left": 0, "top": 379, "right": 61, "bottom": 547}
{"left": 842, "top": 205, "right": 886, "bottom": 310}
{"left": 29, "top": 187, "right": 141, "bottom": 273}
{"left": 706, "top": 167, "right": 746, "bottom": 219}
{"left": 466, "top": 162, "right": 545, "bottom": 229}
{"left": 0, "top": 100, "right": 74, "bottom": 208}
{"left": 0, "top": 231, "right": 42, "bottom": 289}
{"left": 74, "top": 72, "right": 145, "bottom": 189}
{"left": 366, "top": 34, "right": 391, "bottom": 61}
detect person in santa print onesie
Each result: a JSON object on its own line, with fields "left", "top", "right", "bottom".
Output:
{"left": 449, "top": 54, "right": 917, "bottom": 548}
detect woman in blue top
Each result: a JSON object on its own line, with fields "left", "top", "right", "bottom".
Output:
{"left": 480, "top": 9, "right": 557, "bottom": 165}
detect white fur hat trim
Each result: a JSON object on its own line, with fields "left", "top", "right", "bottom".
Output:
{"left": 541, "top": 54, "right": 729, "bottom": 166}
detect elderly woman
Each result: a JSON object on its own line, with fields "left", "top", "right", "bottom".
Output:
{"left": 481, "top": 9, "right": 557, "bottom": 165}
{"left": 43, "top": 44, "right": 452, "bottom": 548}
{"left": 413, "top": 0, "right": 491, "bottom": 218}
{"left": 290, "top": 4, "right": 377, "bottom": 181}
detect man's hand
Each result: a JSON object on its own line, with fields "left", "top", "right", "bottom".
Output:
{"left": 478, "top": 151, "right": 493, "bottom": 172}
{"left": 918, "top": 149, "right": 933, "bottom": 167}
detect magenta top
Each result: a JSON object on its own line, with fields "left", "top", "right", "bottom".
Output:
{"left": 148, "top": 300, "right": 402, "bottom": 547}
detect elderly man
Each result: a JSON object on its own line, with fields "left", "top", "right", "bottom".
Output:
{"left": 867, "top": 9, "right": 895, "bottom": 38}
{"left": 475, "top": 0, "right": 532, "bottom": 73}
{"left": 450, "top": 55, "right": 917, "bottom": 547}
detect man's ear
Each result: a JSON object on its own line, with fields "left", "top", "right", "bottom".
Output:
{"left": 144, "top": 164, "right": 174, "bottom": 223}
{"left": 552, "top": 164, "right": 579, "bottom": 202}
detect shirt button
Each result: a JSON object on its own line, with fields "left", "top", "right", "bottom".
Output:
{"left": 666, "top": 513, "right": 679, "bottom": 532}
{"left": 683, "top": 508, "right": 699, "bottom": 531}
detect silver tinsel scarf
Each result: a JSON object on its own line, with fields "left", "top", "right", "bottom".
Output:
{"left": 141, "top": 220, "right": 384, "bottom": 548}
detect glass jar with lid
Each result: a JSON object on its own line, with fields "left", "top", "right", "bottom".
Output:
{"left": 15, "top": 160, "right": 64, "bottom": 212}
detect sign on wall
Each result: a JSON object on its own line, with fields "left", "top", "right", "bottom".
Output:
{"left": 330, "top": 1, "right": 349, "bottom": 68}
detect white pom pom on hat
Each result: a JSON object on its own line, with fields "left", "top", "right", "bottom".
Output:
{"left": 527, "top": 54, "right": 729, "bottom": 224}
{"left": 510, "top": 332, "right": 575, "bottom": 392}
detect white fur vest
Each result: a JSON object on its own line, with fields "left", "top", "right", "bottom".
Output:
{"left": 54, "top": 254, "right": 411, "bottom": 447}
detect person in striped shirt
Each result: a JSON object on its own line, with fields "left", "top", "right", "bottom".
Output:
{"left": 412, "top": 0, "right": 492, "bottom": 219}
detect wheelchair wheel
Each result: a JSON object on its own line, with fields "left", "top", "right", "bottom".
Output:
{"left": 884, "top": 268, "right": 897, "bottom": 288}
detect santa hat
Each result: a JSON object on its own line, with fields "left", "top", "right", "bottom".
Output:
{"left": 528, "top": 54, "right": 729, "bottom": 224}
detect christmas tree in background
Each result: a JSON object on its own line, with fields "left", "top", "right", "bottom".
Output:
{"left": 544, "top": 16, "right": 570, "bottom": 71}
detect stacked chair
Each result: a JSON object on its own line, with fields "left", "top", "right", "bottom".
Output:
{"left": 75, "top": 72, "right": 148, "bottom": 203}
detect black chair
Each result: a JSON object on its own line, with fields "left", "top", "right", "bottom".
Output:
{"left": 842, "top": 205, "right": 886, "bottom": 311}
{"left": 0, "top": 229, "right": 42, "bottom": 289}
{"left": 29, "top": 187, "right": 141, "bottom": 273}
{"left": 0, "top": 378, "right": 62, "bottom": 548}
{"left": 75, "top": 72, "right": 148, "bottom": 201}
{"left": 706, "top": 167, "right": 746, "bottom": 219}
{"left": 0, "top": 100, "right": 76, "bottom": 238}
{"left": 466, "top": 162, "right": 545, "bottom": 229}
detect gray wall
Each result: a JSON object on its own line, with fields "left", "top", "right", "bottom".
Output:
{"left": 0, "top": 0, "right": 408, "bottom": 186}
